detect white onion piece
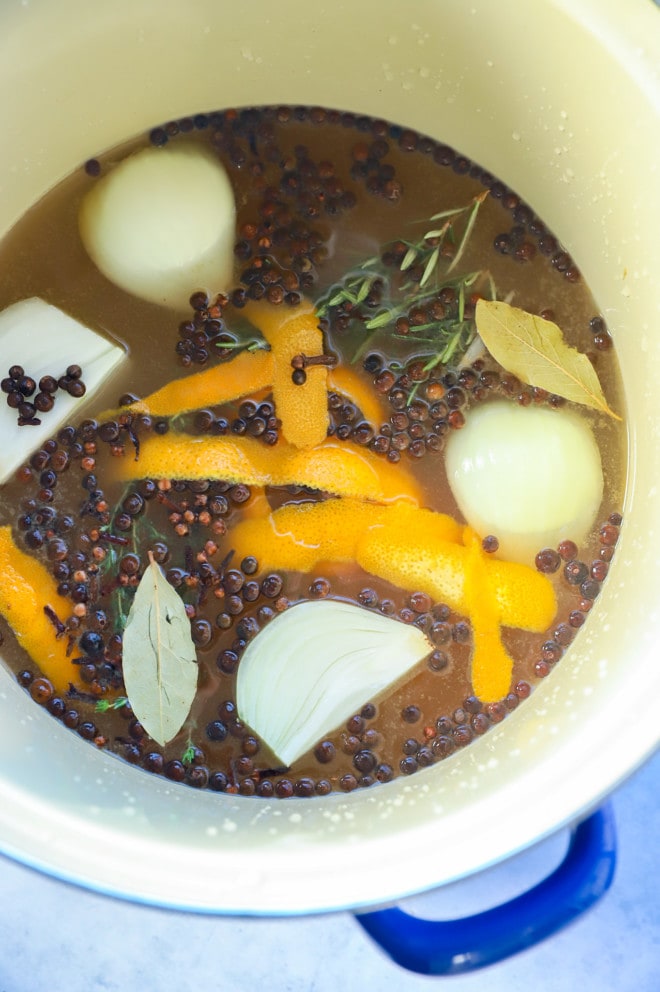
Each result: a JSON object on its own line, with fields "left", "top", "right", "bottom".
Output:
{"left": 78, "top": 142, "right": 236, "bottom": 311}
{"left": 445, "top": 400, "right": 604, "bottom": 565}
{"left": 236, "top": 600, "right": 432, "bottom": 768}
{"left": 0, "top": 298, "right": 125, "bottom": 484}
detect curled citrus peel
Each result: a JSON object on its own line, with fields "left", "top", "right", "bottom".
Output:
{"left": 229, "top": 498, "right": 463, "bottom": 573}
{"left": 462, "top": 529, "right": 519, "bottom": 702}
{"left": 117, "top": 433, "right": 422, "bottom": 505}
{"left": 103, "top": 300, "right": 384, "bottom": 445}
{"left": 243, "top": 300, "right": 329, "bottom": 450}
{"left": 117, "top": 348, "right": 274, "bottom": 420}
{"left": 355, "top": 526, "right": 556, "bottom": 635}
{"left": 227, "top": 502, "right": 557, "bottom": 702}
{"left": 0, "top": 526, "right": 85, "bottom": 693}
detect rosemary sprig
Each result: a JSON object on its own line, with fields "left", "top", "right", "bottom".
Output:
{"left": 317, "top": 271, "right": 382, "bottom": 317}
{"left": 390, "top": 190, "right": 489, "bottom": 289}
{"left": 364, "top": 269, "right": 482, "bottom": 332}
{"left": 214, "top": 337, "right": 269, "bottom": 354}
{"left": 317, "top": 191, "right": 493, "bottom": 371}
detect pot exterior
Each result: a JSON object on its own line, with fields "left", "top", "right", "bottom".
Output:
{"left": 0, "top": 0, "right": 658, "bottom": 914}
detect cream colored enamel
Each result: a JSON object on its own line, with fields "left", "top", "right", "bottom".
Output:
{"left": 0, "top": 0, "right": 657, "bottom": 916}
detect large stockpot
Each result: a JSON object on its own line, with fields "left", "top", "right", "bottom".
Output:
{"left": 0, "top": 0, "right": 658, "bottom": 915}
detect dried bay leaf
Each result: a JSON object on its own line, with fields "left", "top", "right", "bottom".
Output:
{"left": 475, "top": 299, "right": 621, "bottom": 420}
{"left": 122, "top": 551, "right": 198, "bottom": 746}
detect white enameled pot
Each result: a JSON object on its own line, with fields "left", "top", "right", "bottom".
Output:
{"left": 0, "top": 0, "right": 658, "bottom": 915}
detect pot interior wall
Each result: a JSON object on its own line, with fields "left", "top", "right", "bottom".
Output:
{"left": 0, "top": 0, "right": 658, "bottom": 914}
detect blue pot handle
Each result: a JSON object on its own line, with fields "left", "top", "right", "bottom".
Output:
{"left": 355, "top": 803, "right": 616, "bottom": 975}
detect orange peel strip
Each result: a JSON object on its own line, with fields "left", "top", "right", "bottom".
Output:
{"left": 281, "top": 441, "right": 419, "bottom": 504}
{"left": 230, "top": 499, "right": 557, "bottom": 702}
{"left": 226, "top": 498, "right": 555, "bottom": 700}
{"left": 117, "top": 433, "right": 421, "bottom": 504}
{"left": 119, "top": 433, "right": 271, "bottom": 487}
{"left": 237, "top": 486, "right": 272, "bottom": 521}
{"left": 370, "top": 501, "right": 465, "bottom": 546}
{"left": 462, "top": 530, "right": 516, "bottom": 702}
{"left": 327, "top": 365, "right": 385, "bottom": 429}
{"left": 229, "top": 498, "right": 462, "bottom": 573}
{"left": 228, "top": 494, "right": 553, "bottom": 625}
{"left": 354, "top": 527, "right": 556, "bottom": 634}
{"left": 244, "top": 300, "right": 328, "bottom": 450}
{"left": 228, "top": 509, "right": 347, "bottom": 574}
{"left": 0, "top": 526, "right": 83, "bottom": 693}
{"left": 358, "top": 523, "right": 555, "bottom": 700}
{"left": 112, "top": 349, "right": 275, "bottom": 419}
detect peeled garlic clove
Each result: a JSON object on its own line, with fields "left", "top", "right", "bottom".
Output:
{"left": 0, "top": 298, "right": 125, "bottom": 484}
{"left": 78, "top": 142, "right": 236, "bottom": 311}
{"left": 445, "top": 400, "right": 604, "bottom": 565}
{"left": 236, "top": 600, "right": 432, "bottom": 768}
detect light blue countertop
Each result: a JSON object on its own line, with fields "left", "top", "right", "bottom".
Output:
{"left": 0, "top": 749, "right": 657, "bottom": 992}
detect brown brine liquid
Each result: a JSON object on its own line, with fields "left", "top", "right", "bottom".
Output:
{"left": 0, "top": 106, "right": 626, "bottom": 798}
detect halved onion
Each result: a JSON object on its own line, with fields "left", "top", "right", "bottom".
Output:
{"left": 445, "top": 400, "right": 604, "bottom": 565}
{"left": 78, "top": 142, "right": 236, "bottom": 311}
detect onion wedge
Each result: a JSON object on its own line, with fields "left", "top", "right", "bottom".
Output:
{"left": 236, "top": 600, "right": 432, "bottom": 768}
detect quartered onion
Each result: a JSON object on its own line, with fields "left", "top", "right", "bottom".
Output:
{"left": 236, "top": 600, "right": 433, "bottom": 768}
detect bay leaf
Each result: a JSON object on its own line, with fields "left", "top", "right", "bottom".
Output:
{"left": 121, "top": 551, "right": 198, "bottom": 746}
{"left": 475, "top": 299, "right": 621, "bottom": 420}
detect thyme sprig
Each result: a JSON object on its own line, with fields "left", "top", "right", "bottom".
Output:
{"left": 95, "top": 696, "right": 128, "bottom": 713}
{"left": 426, "top": 190, "right": 489, "bottom": 276}
{"left": 95, "top": 488, "right": 163, "bottom": 630}
{"left": 181, "top": 738, "right": 196, "bottom": 766}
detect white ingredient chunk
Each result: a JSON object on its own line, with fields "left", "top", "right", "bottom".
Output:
{"left": 0, "top": 298, "right": 125, "bottom": 484}
{"left": 78, "top": 142, "right": 236, "bottom": 311}
{"left": 445, "top": 400, "right": 604, "bottom": 565}
{"left": 236, "top": 600, "right": 432, "bottom": 768}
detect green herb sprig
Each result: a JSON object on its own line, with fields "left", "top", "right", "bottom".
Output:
{"left": 321, "top": 273, "right": 383, "bottom": 312}
{"left": 95, "top": 696, "right": 129, "bottom": 713}
{"left": 214, "top": 337, "right": 269, "bottom": 356}
{"left": 181, "top": 740, "right": 196, "bottom": 766}
{"left": 317, "top": 191, "right": 495, "bottom": 370}
{"left": 410, "top": 190, "right": 489, "bottom": 280}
